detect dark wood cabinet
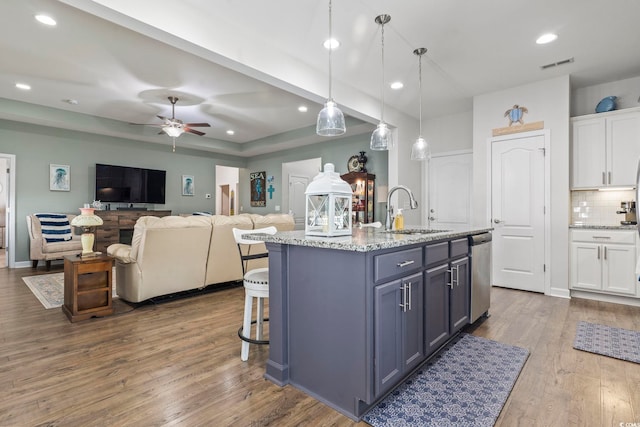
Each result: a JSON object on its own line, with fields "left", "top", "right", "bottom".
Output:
{"left": 63, "top": 254, "right": 114, "bottom": 322}
{"left": 94, "top": 210, "right": 171, "bottom": 253}
{"left": 340, "top": 172, "right": 375, "bottom": 225}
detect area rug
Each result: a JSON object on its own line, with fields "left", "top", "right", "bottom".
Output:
{"left": 573, "top": 321, "right": 640, "bottom": 364}
{"left": 363, "top": 334, "right": 529, "bottom": 427}
{"left": 22, "top": 270, "right": 117, "bottom": 309}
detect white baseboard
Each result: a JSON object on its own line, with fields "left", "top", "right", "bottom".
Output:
{"left": 571, "top": 289, "right": 640, "bottom": 307}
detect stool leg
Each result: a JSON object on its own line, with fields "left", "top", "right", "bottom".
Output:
{"left": 256, "top": 297, "right": 264, "bottom": 340}
{"left": 241, "top": 291, "right": 253, "bottom": 361}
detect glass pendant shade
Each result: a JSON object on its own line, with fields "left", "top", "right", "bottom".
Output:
{"left": 371, "top": 122, "right": 393, "bottom": 151}
{"left": 411, "top": 136, "right": 430, "bottom": 160}
{"left": 316, "top": 99, "right": 346, "bottom": 136}
{"left": 163, "top": 125, "right": 184, "bottom": 138}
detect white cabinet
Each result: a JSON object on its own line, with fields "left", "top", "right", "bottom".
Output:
{"left": 571, "top": 108, "right": 640, "bottom": 189}
{"left": 570, "top": 229, "right": 638, "bottom": 296}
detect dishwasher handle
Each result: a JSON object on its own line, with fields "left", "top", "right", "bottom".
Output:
{"left": 469, "top": 232, "right": 492, "bottom": 246}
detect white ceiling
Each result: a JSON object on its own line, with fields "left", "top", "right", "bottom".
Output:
{"left": 2, "top": 0, "right": 640, "bottom": 156}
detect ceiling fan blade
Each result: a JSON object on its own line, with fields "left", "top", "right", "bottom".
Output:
{"left": 185, "top": 128, "right": 206, "bottom": 136}
{"left": 184, "top": 122, "right": 211, "bottom": 128}
{"left": 157, "top": 115, "right": 168, "bottom": 121}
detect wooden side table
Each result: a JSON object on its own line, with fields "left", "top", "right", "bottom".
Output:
{"left": 63, "top": 254, "right": 114, "bottom": 322}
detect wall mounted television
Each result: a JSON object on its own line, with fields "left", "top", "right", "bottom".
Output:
{"left": 95, "top": 163, "right": 166, "bottom": 204}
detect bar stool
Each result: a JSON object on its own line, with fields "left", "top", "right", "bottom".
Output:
{"left": 232, "top": 226, "right": 277, "bottom": 361}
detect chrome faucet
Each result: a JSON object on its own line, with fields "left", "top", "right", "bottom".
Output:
{"left": 385, "top": 185, "right": 419, "bottom": 230}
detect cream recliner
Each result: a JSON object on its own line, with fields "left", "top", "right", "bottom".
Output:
{"left": 108, "top": 215, "right": 212, "bottom": 303}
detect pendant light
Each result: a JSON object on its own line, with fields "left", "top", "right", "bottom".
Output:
{"left": 410, "top": 47, "right": 431, "bottom": 161}
{"left": 316, "top": 0, "right": 346, "bottom": 136}
{"left": 370, "top": 14, "right": 393, "bottom": 151}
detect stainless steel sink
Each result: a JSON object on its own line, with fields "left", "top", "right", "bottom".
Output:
{"left": 383, "top": 228, "right": 450, "bottom": 235}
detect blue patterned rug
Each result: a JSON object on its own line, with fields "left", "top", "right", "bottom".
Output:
{"left": 363, "top": 334, "right": 529, "bottom": 427}
{"left": 573, "top": 321, "right": 640, "bottom": 364}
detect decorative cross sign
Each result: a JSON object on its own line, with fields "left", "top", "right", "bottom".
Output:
{"left": 267, "top": 184, "right": 275, "bottom": 200}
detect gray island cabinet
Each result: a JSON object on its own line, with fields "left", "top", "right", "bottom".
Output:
{"left": 257, "top": 227, "right": 491, "bottom": 421}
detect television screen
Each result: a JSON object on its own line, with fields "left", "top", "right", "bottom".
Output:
{"left": 95, "top": 163, "right": 166, "bottom": 204}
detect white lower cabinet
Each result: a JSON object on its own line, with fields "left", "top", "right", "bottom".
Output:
{"left": 570, "top": 229, "right": 638, "bottom": 296}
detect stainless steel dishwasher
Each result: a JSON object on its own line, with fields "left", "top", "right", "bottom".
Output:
{"left": 469, "top": 232, "right": 492, "bottom": 323}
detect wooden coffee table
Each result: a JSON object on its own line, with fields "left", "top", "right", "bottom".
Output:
{"left": 62, "top": 254, "right": 114, "bottom": 322}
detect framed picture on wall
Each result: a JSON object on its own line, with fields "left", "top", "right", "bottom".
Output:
{"left": 182, "top": 175, "right": 194, "bottom": 196}
{"left": 250, "top": 171, "right": 266, "bottom": 207}
{"left": 49, "top": 164, "right": 70, "bottom": 191}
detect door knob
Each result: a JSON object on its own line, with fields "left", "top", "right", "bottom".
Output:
{"left": 429, "top": 216, "right": 436, "bottom": 221}
{"left": 493, "top": 219, "right": 502, "bottom": 224}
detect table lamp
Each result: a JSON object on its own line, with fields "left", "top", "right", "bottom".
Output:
{"left": 71, "top": 207, "right": 103, "bottom": 255}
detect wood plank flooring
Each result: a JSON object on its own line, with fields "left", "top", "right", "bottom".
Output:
{"left": 1, "top": 265, "right": 639, "bottom": 426}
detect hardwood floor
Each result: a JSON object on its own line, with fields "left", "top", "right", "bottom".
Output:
{"left": 1, "top": 266, "right": 639, "bottom": 426}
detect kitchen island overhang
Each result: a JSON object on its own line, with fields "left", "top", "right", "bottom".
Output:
{"left": 251, "top": 226, "right": 492, "bottom": 421}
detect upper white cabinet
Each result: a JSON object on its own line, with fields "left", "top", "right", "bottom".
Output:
{"left": 571, "top": 108, "right": 640, "bottom": 189}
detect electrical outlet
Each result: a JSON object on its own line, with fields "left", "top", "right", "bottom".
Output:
{"left": 205, "top": 193, "right": 212, "bottom": 199}
{"left": 275, "top": 205, "right": 280, "bottom": 211}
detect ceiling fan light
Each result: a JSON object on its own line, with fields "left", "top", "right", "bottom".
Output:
{"left": 411, "top": 137, "right": 430, "bottom": 161}
{"left": 370, "top": 122, "right": 393, "bottom": 150}
{"left": 163, "top": 125, "right": 184, "bottom": 138}
{"left": 317, "top": 99, "right": 346, "bottom": 136}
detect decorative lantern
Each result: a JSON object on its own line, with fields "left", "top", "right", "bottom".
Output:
{"left": 305, "top": 163, "right": 353, "bottom": 237}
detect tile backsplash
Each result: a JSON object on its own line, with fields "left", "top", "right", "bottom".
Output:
{"left": 571, "top": 190, "right": 635, "bottom": 225}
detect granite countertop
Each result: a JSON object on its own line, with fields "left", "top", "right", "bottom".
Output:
{"left": 249, "top": 226, "right": 493, "bottom": 252}
{"left": 570, "top": 224, "right": 637, "bottom": 230}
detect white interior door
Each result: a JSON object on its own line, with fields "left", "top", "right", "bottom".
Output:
{"left": 289, "top": 174, "right": 309, "bottom": 229}
{"left": 428, "top": 152, "right": 472, "bottom": 229}
{"left": 491, "top": 134, "right": 545, "bottom": 293}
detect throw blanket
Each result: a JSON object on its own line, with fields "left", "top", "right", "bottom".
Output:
{"left": 35, "top": 213, "right": 72, "bottom": 242}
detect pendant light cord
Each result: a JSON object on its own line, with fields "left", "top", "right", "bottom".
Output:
{"left": 418, "top": 54, "right": 423, "bottom": 137}
{"left": 328, "top": 0, "right": 333, "bottom": 99}
{"left": 380, "top": 20, "right": 385, "bottom": 123}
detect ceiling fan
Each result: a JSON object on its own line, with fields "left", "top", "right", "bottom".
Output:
{"left": 136, "top": 96, "right": 211, "bottom": 138}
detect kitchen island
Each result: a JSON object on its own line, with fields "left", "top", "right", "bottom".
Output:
{"left": 257, "top": 226, "right": 492, "bottom": 420}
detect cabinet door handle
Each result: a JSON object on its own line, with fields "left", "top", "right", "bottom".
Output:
{"left": 602, "top": 172, "right": 606, "bottom": 185}
{"left": 455, "top": 265, "right": 460, "bottom": 287}
{"left": 399, "top": 284, "right": 407, "bottom": 312}
{"left": 592, "top": 236, "right": 611, "bottom": 239}
{"left": 608, "top": 171, "right": 611, "bottom": 184}
{"left": 397, "top": 260, "right": 415, "bottom": 268}
{"left": 597, "top": 246, "right": 601, "bottom": 259}
{"left": 604, "top": 246, "right": 607, "bottom": 260}
{"left": 447, "top": 269, "right": 454, "bottom": 288}
{"left": 407, "top": 281, "right": 412, "bottom": 311}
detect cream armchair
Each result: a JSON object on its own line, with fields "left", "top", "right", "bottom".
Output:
{"left": 108, "top": 216, "right": 212, "bottom": 303}
{"left": 26, "top": 214, "right": 83, "bottom": 269}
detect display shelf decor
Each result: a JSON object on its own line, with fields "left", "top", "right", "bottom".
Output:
{"left": 49, "top": 164, "right": 70, "bottom": 191}
{"left": 305, "top": 163, "right": 352, "bottom": 237}
{"left": 182, "top": 175, "right": 194, "bottom": 196}
{"left": 250, "top": 171, "right": 266, "bottom": 207}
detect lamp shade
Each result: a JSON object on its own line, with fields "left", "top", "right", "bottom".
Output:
{"left": 370, "top": 122, "right": 393, "bottom": 150}
{"left": 71, "top": 209, "right": 103, "bottom": 227}
{"left": 410, "top": 137, "right": 431, "bottom": 161}
{"left": 316, "top": 100, "right": 346, "bottom": 136}
{"left": 163, "top": 125, "right": 184, "bottom": 138}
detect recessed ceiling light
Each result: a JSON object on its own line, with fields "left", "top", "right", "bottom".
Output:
{"left": 390, "top": 81, "right": 404, "bottom": 90}
{"left": 226, "top": 130, "right": 235, "bottom": 135}
{"left": 323, "top": 38, "right": 340, "bottom": 49}
{"left": 298, "top": 105, "right": 308, "bottom": 113}
{"left": 15, "top": 83, "right": 31, "bottom": 90}
{"left": 35, "top": 14, "right": 57, "bottom": 26}
{"left": 536, "top": 33, "right": 558, "bottom": 44}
